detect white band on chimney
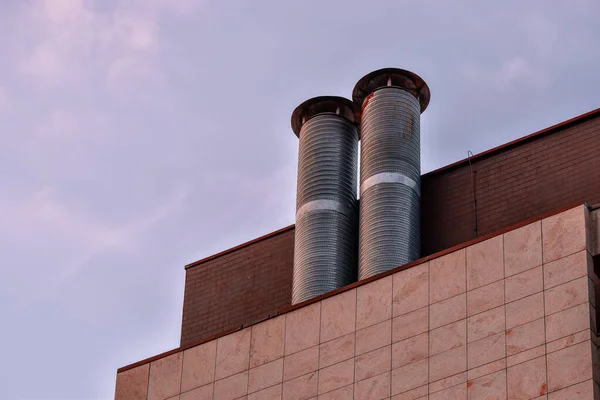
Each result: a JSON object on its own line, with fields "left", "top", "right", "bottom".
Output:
{"left": 360, "top": 172, "right": 421, "bottom": 198}
{"left": 295, "top": 199, "right": 355, "bottom": 221}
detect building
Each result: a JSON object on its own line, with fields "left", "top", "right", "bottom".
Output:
{"left": 114, "top": 68, "right": 600, "bottom": 400}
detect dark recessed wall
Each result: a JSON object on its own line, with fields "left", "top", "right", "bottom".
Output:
{"left": 181, "top": 113, "right": 600, "bottom": 347}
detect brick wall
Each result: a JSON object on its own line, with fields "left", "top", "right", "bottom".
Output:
{"left": 181, "top": 111, "right": 600, "bottom": 347}
{"left": 181, "top": 228, "right": 294, "bottom": 346}
{"left": 421, "top": 114, "right": 600, "bottom": 255}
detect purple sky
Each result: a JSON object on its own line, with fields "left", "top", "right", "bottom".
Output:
{"left": 1, "top": 0, "right": 599, "bottom": 398}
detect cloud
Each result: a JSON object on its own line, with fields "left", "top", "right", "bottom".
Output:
{"left": 17, "top": 0, "right": 197, "bottom": 91}
{"left": 0, "top": 183, "right": 190, "bottom": 308}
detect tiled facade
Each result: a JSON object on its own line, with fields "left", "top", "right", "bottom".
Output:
{"left": 116, "top": 205, "right": 600, "bottom": 400}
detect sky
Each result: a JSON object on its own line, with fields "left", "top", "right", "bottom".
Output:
{"left": 0, "top": 0, "right": 599, "bottom": 398}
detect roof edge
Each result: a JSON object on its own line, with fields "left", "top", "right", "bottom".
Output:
{"left": 119, "top": 201, "right": 587, "bottom": 374}
{"left": 423, "top": 106, "right": 600, "bottom": 177}
{"left": 185, "top": 224, "right": 295, "bottom": 269}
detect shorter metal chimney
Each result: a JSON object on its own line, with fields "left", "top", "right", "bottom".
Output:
{"left": 291, "top": 96, "right": 359, "bottom": 304}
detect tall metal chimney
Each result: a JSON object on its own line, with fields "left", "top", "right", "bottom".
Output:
{"left": 290, "top": 96, "right": 359, "bottom": 304}
{"left": 353, "top": 68, "right": 430, "bottom": 280}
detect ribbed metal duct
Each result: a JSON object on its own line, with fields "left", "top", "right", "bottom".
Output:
{"left": 353, "top": 68, "right": 430, "bottom": 280}
{"left": 290, "top": 96, "right": 359, "bottom": 305}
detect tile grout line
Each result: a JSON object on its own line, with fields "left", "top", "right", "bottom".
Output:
{"left": 353, "top": 287, "right": 358, "bottom": 400}
{"left": 178, "top": 351, "right": 185, "bottom": 397}
{"left": 246, "top": 326, "right": 253, "bottom": 398}
{"left": 465, "top": 246, "right": 469, "bottom": 393}
{"left": 427, "top": 259, "right": 432, "bottom": 395}
{"left": 281, "top": 314, "right": 287, "bottom": 400}
{"left": 316, "top": 301, "right": 322, "bottom": 399}
{"left": 212, "top": 337, "right": 218, "bottom": 400}
{"left": 541, "top": 219, "right": 550, "bottom": 397}
{"left": 502, "top": 233, "right": 508, "bottom": 400}
{"left": 388, "top": 275, "right": 393, "bottom": 400}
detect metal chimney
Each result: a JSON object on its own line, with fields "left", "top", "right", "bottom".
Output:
{"left": 353, "top": 68, "right": 430, "bottom": 280}
{"left": 290, "top": 96, "right": 359, "bottom": 304}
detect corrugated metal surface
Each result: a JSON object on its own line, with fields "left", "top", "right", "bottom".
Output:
{"left": 358, "top": 87, "right": 421, "bottom": 279}
{"left": 292, "top": 113, "right": 359, "bottom": 304}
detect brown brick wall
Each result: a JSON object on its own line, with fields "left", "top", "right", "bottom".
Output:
{"left": 181, "top": 112, "right": 600, "bottom": 347}
{"left": 181, "top": 228, "right": 294, "bottom": 346}
{"left": 421, "top": 115, "right": 600, "bottom": 254}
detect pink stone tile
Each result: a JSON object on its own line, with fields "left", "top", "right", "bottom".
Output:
{"left": 467, "top": 369, "right": 506, "bottom": 400}
{"left": 251, "top": 316, "right": 285, "bottom": 368}
{"left": 356, "top": 319, "right": 391, "bottom": 356}
{"left": 181, "top": 383, "right": 214, "bottom": 400}
{"left": 430, "top": 293, "right": 466, "bottom": 330}
{"left": 355, "top": 371, "right": 390, "bottom": 400}
{"left": 356, "top": 276, "right": 393, "bottom": 330}
{"left": 392, "top": 332, "right": 428, "bottom": 370}
{"left": 321, "top": 290, "right": 356, "bottom": 343}
{"left": 318, "top": 359, "right": 354, "bottom": 395}
{"left": 542, "top": 206, "right": 587, "bottom": 263}
{"left": 505, "top": 266, "right": 543, "bottom": 303}
{"left": 249, "top": 358, "right": 283, "bottom": 394}
{"left": 430, "top": 249, "right": 466, "bottom": 303}
{"left": 547, "top": 341, "right": 593, "bottom": 392}
{"left": 248, "top": 384, "right": 281, "bottom": 400}
{"left": 544, "top": 276, "right": 589, "bottom": 315}
{"left": 507, "top": 345, "right": 546, "bottom": 368}
{"left": 544, "top": 250, "right": 590, "bottom": 289}
{"left": 546, "top": 329, "right": 591, "bottom": 353}
{"left": 393, "top": 263, "right": 429, "bottom": 317}
{"left": 504, "top": 221, "right": 542, "bottom": 277}
{"left": 283, "top": 346, "right": 318, "bottom": 382}
{"left": 547, "top": 379, "right": 595, "bottom": 400}
{"left": 285, "top": 303, "right": 320, "bottom": 356}
{"left": 429, "top": 383, "right": 467, "bottom": 400}
{"left": 507, "top": 356, "right": 547, "bottom": 400}
{"left": 355, "top": 345, "right": 391, "bottom": 382}
{"left": 430, "top": 319, "right": 466, "bottom": 355}
{"left": 181, "top": 340, "right": 217, "bottom": 392}
{"left": 148, "top": 353, "right": 183, "bottom": 400}
{"left": 391, "top": 384, "right": 427, "bottom": 400}
{"left": 283, "top": 372, "right": 318, "bottom": 400}
{"left": 467, "top": 306, "right": 505, "bottom": 343}
{"left": 392, "top": 307, "right": 428, "bottom": 343}
{"left": 214, "top": 370, "right": 248, "bottom": 400}
{"left": 166, "top": 396, "right": 180, "bottom": 400}
{"left": 319, "top": 333, "right": 355, "bottom": 368}
{"left": 429, "top": 372, "right": 467, "bottom": 394}
{"left": 466, "top": 235, "right": 504, "bottom": 291}
{"left": 391, "top": 358, "right": 428, "bottom": 395}
{"left": 506, "top": 318, "right": 545, "bottom": 356}
{"left": 215, "top": 328, "right": 251, "bottom": 380}
{"left": 545, "top": 303, "right": 591, "bottom": 342}
{"left": 429, "top": 346, "right": 467, "bottom": 382}
{"left": 506, "top": 292, "right": 544, "bottom": 329}
{"left": 318, "top": 385, "right": 353, "bottom": 400}
{"left": 467, "top": 358, "right": 506, "bottom": 380}
{"left": 467, "top": 280, "right": 505, "bottom": 317}
{"left": 467, "top": 332, "right": 505, "bottom": 369}
{"left": 115, "top": 364, "right": 150, "bottom": 400}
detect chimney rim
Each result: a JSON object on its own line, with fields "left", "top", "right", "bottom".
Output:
{"left": 352, "top": 68, "right": 430, "bottom": 113}
{"left": 291, "top": 96, "right": 358, "bottom": 138}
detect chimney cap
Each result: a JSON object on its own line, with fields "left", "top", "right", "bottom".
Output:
{"left": 291, "top": 96, "right": 358, "bottom": 138}
{"left": 352, "top": 68, "right": 430, "bottom": 113}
